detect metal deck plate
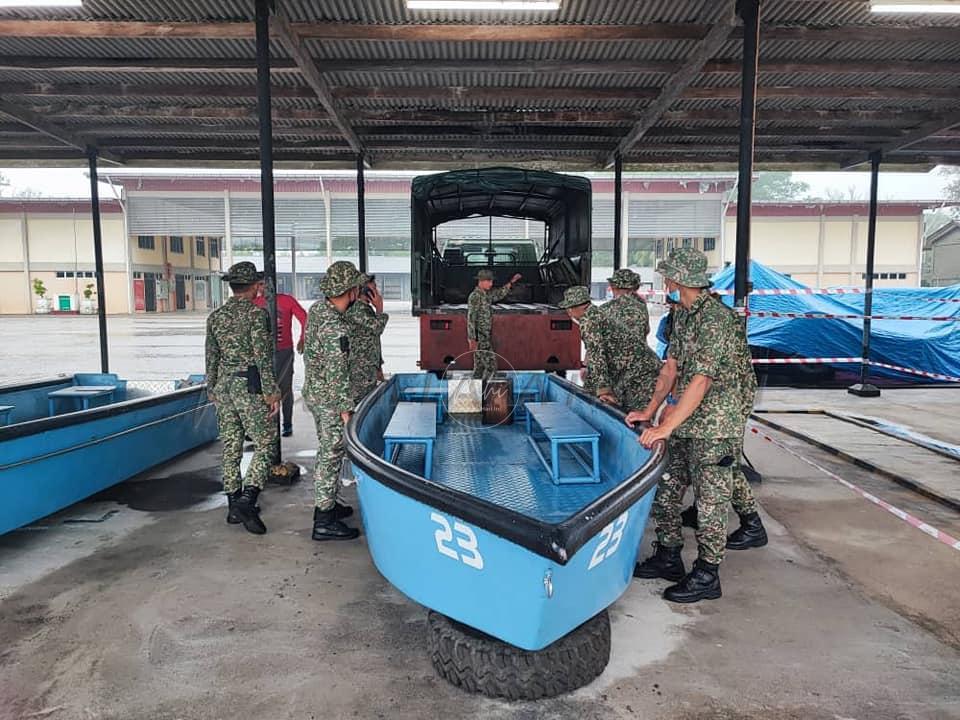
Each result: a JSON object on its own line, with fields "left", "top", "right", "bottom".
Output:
{"left": 391, "top": 415, "right": 619, "bottom": 523}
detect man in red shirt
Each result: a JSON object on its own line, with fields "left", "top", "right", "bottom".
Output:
{"left": 254, "top": 284, "right": 308, "bottom": 437}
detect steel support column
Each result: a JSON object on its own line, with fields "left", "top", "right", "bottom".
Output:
{"left": 255, "top": 0, "right": 281, "bottom": 460}
{"left": 613, "top": 152, "right": 623, "bottom": 271}
{"left": 356, "top": 154, "right": 367, "bottom": 273}
{"left": 87, "top": 147, "right": 109, "bottom": 373}
{"left": 734, "top": 0, "right": 760, "bottom": 308}
{"left": 849, "top": 151, "right": 882, "bottom": 398}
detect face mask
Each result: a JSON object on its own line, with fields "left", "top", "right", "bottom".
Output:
{"left": 667, "top": 289, "right": 680, "bottom": 304}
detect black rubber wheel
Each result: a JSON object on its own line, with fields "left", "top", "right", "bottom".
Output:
{"left": 426, "top": 610, "right": 611, "bottom": 701}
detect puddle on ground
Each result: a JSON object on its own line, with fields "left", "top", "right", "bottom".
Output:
{"left": 92, "top": 467, "right": 223, "bottom": 512}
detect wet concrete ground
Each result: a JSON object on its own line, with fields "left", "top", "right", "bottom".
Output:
{"left": 1, "top": 312, "right": 958, "bottom": 719}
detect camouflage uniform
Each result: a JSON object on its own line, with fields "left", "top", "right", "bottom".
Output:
{"left": 303, "top": 262, "right": 364, "bottom": 512}
{"left": 651, "top": 253, "right": 750, "bottom": 566}
{"left": 598, "top": 269, "right": 662, "bottom": 411}
{"left": 345, "top": 293, "right": 389, "bottom": 404}
{"left": 467, "top": 270, "right": 513, "bottom": 380}
{"left": 205, "top": 265, "right": 279, "bottom": 495}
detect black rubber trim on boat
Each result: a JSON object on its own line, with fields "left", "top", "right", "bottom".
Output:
{"left": 0, "top": 383, "right": 211, "bottom": 442}
{"left": 344, "top": 375, "right": 668, "bottom": 566}
{"left": 0, "top": 374, "right": 73, "bottom": 394}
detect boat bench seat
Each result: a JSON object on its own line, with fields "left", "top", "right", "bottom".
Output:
{"left": 399, "top": 387, "right": 445, "bottom": 423}
{"left": 524, "top": 401, "right": 601, "bottom": 484}
{"left": 0, "top": 405, "right": 13, "bottom": 426}
{"left": 512, "top": 381, "right": 543, "bottom": 422}
{"left": 383, "top": 401, "right": 438, "bottom": 479}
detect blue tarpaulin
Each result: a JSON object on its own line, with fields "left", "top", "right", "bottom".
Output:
{"left": 705, "top": 261, "right": 960, "bottom": 383}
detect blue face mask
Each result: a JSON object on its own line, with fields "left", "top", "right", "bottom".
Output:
{"left": 667, "top": 289, "right": 680, "bottom": 304}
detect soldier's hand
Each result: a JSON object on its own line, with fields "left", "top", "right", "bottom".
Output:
{"left": 296, "top": 337, "right": 305, "bottom": 354}
{"left": 598, "top": 392, "right": 618, "bottom": 406}
{"left": 468, "top": 339, "right": 478, "bottom": 352}
{"left": 207, "top": 391, "right": 217, "bottom": 404}
{"left": 340, "top": 410, "right": 353, "bottom": 424}
{"left": 625, "top": 409, "right": 653, "bottom": 427}
{"left": 370, "top": 286, "right": 384, "bottom": 314}
{"left": 264, "top": 393, "right": 281, "bottom": 418}
{"left": 510, "top": 273, "right": 523, "bottom": 285}
{"left": 376, "top": 368, "right": 385, "bottom": 382}
{"left": 640, "top": 424, "right": 671, "bottom": 449}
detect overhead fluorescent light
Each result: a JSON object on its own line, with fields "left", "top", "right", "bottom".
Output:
{"left": 407, "top": 1, "right": 560, "bottom": 10}
{"left": 0, "top": 0, "right": 83, "bottom": 6}
{"left": 871, "top": 1, "right": 960, "bottom": 12}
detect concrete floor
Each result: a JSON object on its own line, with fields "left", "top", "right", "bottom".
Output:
{"left": 1, "top": 313, "right": 959, "bottom": 719}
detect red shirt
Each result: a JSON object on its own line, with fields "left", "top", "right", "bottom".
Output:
{"left": 253, "top": 293, "right": 308, "bottom": 351}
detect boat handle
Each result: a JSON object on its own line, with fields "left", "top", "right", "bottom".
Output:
{"left": 543, "top": 570, "right": 554, "bottom": 599}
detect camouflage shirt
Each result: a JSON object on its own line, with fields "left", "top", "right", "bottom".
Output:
{"left": 204, "top": 296, "right": 279, "bottom": 395}
{"left": 345, "top": 299, "right": 389, "bottom": 397}
{"left": 669, "top": 292, "right": 751, "bottom": 439}
{"left": 578, "top": 304, "right": 613, "bottom": 393}
{"left": 467, "top": 285, "right": 511, "bottom": 343}
{"left": 597, "top": 293, "right": 661, "bottom": 380}
{"left": 302, "top": 299, "right": 353, "bottom": 414}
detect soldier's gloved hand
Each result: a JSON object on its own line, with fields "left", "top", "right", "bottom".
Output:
{"left": 264, "top": 393, "right": 280, "bottom": 418}
{"left": 340, "top": 410, "right": 353, "bottom": 424}
{"left": 625, "top": 409, "right": 653, "bottom": 427}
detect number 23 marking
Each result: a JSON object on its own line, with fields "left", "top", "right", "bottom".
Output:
{"left": 431, "top": 512, "right": 484, "bottom": 570}
{"left": 588, "top": 511, "right": 629, "bottom": 570}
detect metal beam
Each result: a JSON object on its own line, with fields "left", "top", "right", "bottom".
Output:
{"left": 87, "top": 148, "right": 109, "bottom": 373}
{"left": 606, "top": 1, "right": 737, "bottom": 166}
{"left": 272, "top": 12, "right": 364, "bottom": 155}
{"left": 0, "top": 56, "right": 298, "bottom": 74}
{"left": 843, "top": 109, "right": 960, "bottom": 168}
{"left": 848, "top": 151, "right": 882, "bottom": 398}
{"left": 0, "top": 99, "right": 123, "bottom": 165}
{"left": 357, "top": 154, "right": 367, "bottom": 274}
{"left": 613, "top": 153, "right": 623, "bottom": 271}
{"left": 734, "top": 0, "right": 760, "bottom": 309}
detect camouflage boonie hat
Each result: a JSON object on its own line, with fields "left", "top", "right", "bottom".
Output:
{"left": 607, "top": 268, "right": 641, "bottom": 290}
{"left": 476, "top": 269, "right": 495, "bottom": 281}
{"left": 320, "top": 260, "right": 364, "bottom": 297}
{"left": 657, "top": 247, "right": 711, "bottom": 288}
{"left": 221, "top": 261, "right": 263, "bottom": 284}
{"left": 557, "top": 285, "right": 593, "bottom": 309}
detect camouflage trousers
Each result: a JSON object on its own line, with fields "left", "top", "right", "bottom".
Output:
{"left": 214, "top": 376, "right": 278, "bottom": 494}
{"left": 308, "top": 404, "right": 345, "bottom": 511}
{"left": 350, "top": 360, "right": 380, "bottom": 406}
{"left": 473, "top": 339, "right": 498, "bottom": 380}
{"left": 653, "top": 436, "right": 738, "bottom": 565}
{"left": 612, "top": 369, "right": 657, "bottom": 414}
{"left": 730, "top": 433, "right": 759, "bottom": 515}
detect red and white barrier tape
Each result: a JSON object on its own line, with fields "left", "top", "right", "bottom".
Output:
{"left": 750, "top": 356, "right": 960, "bottom": 382}
{"left": 742, "top": 310, "right": 958, "bottom": 322}
{"left": 748, "top": 424, "right": 960, "bottom": 553}
{"left": 864, "top": 361, "right": 960, "bottom": 383}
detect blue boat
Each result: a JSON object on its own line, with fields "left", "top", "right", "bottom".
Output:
{"left": 346, "top": 371, "right": 667, "bottom": 653}
{"left": 0, "top": 372, "right": 218, "bottom": 535}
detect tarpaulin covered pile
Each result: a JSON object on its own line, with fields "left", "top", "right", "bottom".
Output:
{"left": 707, "top": 261, "right": 960, "bottom": 383}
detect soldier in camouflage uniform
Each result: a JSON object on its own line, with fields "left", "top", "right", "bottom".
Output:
{"left": 345, "top": 274, "right": 389, "bottom": 404}
{"left": 558, "top": 286, "right": 617, "bottom": 405}
{"left": 598, "top": 268, "right": 662, "bottom": 411}
{"left": 205, "top": 261, "right": 280, "bottom": 535}
{"left": 303, "top": 261, "right": 366, "bottom": 541}
{"left": 467, "top": 269, "right": 522, "bottom": 380}
{"left": 626, "top": 247, "right": 762, "bottom": 603}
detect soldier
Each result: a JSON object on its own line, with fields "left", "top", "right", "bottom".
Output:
{"left": 626, "top": 247, "right": 764, "bottom": 603}
{"left": 467, "top": 269, "right": 522, "bottom": 380}
{"left": 205, "top": 261, "right": 280, "bottom": 536}
{"left": 557, "top": 286, "right": 618, "bottom": 406}
{"left": 303, "top": 260, "right": 365, "bottom": 541}
{"left": 598, "top": 268, "right": 662, "bottom": 411}
{"left": 345, "top": 273, "right": 389, "bottom": 404}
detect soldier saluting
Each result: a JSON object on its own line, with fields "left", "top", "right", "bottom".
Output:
{"left": 303, "top": 261, "right": 366, "bottom": 541}
{"left": 205, "top": 261, "right": 280, "bottom": 536}
{"left": 467, "top": 269, "right": 522, "bottom": 380}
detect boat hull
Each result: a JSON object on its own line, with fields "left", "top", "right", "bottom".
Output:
{"left": 0, "top": 384, "right": 218, "bottom": 534}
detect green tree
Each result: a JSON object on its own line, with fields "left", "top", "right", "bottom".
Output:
{"left": 749, "top": 172, "right": 812, "bottom": 201}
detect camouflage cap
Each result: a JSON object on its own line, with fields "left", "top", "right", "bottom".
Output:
{"left": 607, "top": 267, "right": 641, "bottom": 290}
{"left": 557, "top": 285, "right": 593, "bottom": 309}
{"left": 221, "top": 261, "right": 263, "bottom": 284}
{"left": 319, "top": 260, "right": 364, "bottom": 297}
{"left": 476, "top": 269, "right": 495, "bottom": 281}
{"left": 656, "top": 247, "right": 711, "bottom": 288}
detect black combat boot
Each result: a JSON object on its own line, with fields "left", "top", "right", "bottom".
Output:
{"left": 633, "top": 544, "right": 686, "bottom": 581}
{"left": 726, "top": 511, "right": 768, "bottom": 550}
{"left": 331, "top": 502, "right": 354, "bottom": 520}
{"left": 234, "top": 486, "right": 267, "bottom": 535}
{"left": 312, "top": 507, "right": 359, "bottom": 541}
{"left": 226, "top": 490, "right": 242, "bottom": 525}
{"left": 680, "top": 504, "right": 698, "bottom": 530}
{"left": 663, "top": 559, "right": 722, "bottom": 603}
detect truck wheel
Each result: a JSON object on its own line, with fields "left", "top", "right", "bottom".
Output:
{"left": 426, "top": 610, "right": 610, "bottom": 701}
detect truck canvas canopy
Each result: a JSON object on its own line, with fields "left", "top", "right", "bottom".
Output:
{"left": 411, "top": 167, "right": 592, "bottom": 313}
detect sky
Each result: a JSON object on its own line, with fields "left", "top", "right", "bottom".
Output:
{"left": 0, "top": 165, "right": 956, "bottom": 203}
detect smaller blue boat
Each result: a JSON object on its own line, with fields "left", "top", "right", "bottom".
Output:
{"left": 346, "top": 372, "right": 667, "bottom": 655}
{"left": 0, "top": 372, "right": 218, "bottom": 535}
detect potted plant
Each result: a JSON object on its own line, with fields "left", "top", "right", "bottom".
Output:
{"left": 33, "top": 278, "right": 52, "bottom": 314}
{"left": 80, "top": 283, "right": 97, "bottom": 314}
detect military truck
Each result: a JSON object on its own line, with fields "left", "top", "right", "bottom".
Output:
{"left": 411, "top": 167, "right": 591, "bottom": 375}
